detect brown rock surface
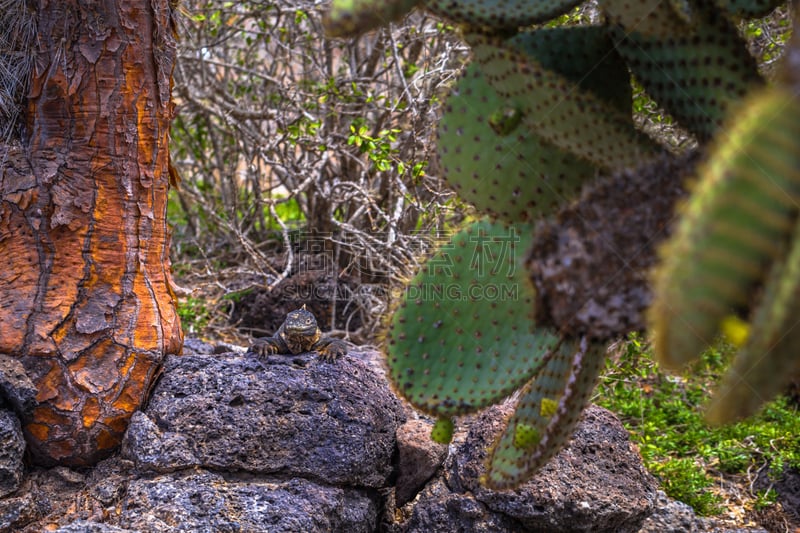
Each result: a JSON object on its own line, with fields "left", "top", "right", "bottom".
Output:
{"left": 395, "top": 419, "right": 448, "bottom": 506}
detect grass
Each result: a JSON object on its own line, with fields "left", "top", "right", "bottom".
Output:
{"left": 596, "top": 333, "right": 800, "bottom": 517}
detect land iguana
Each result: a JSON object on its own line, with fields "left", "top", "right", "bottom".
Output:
{"left": 247, "top": 305, "right": 348, "bottom": 362}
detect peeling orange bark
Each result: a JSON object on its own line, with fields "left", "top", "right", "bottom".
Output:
{"left": 0, "top": 0, "right": 183, "bottom": 465}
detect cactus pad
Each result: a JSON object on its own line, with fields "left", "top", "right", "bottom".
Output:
{"left": 603, "top": 0, "right": 696, "bottom": 38}
{"left": 386, "top": 219, "right": 560, "bottom": 417}
{"left": 713, "top": 0, "right": 785, "bottom": 17}
{"left": 438, "top": 64, "right": 597, "bottom": 223}
{"left": 505, "top": 27, "right": 633, "bottom": 115}
{"left": 650, "top": 87, "right": 800, "bottom": 370}
{"left": 466, "top": 31, "right": 660, "bottom": 170}
{"left": 425, "top": 0, "right": 584, "bottom": 31}
{"left": 607, "top": 2, "right": 763, "bottom": 142}
{"left": 483, "top": 338, "right": 606, "bottom": 489}
{"left": 706, "top": 216, "right": 800, "bottom": 424}
{"left": 324, "top": 0, "right": 421, "bottom": 37}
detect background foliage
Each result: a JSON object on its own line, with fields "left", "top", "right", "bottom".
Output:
{"left": 169, "top": 0, "right": 468, "bottom": 336}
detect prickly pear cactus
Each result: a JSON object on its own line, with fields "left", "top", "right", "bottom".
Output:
{"left": 650, "top": 87, "right": 800, "bottom": 371}
{"left": 438, "top": 64, "right": 596, "bottom": 222}
{"left": 713, "top": 0, "right": 786, "bottom": 17}
{"left": 505, "top": 27, "right": 632, "bottom": 114}
{"left": 484, "top": 339, "right": 606, "bottom": 488}
{"left": 605, "top": 0, "right": 764, "bottom": 141}
{"left": 386, "top": 219, "right": 560, "bottom": 416}
{"left": 325, "top": 0, "right": 794, "bottom": 493}
{"left": 603, "top": 0, "right": 695, "bottom": 38}
{"left": 323, "top": 0, "right": 422, "bottom": 37}
{"left": 652, "top": 85, "right": 800, "bottom": 424}
{"left": 466, "top": 31, "right": 660, "bottom": 170}
{"left": 438, "top": 26, "right": 642, "bottom": 222}
{"left": 431, "top": 417, "right": 455, "bottom": 443}
{"left": 425, "top": 0, "right": 583, "bottom": 31}
{"left": 706, "top": 214, "right": 800, "bottom": 424}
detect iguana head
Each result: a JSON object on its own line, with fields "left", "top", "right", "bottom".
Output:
{"left": 283, "top": 304, "right": 319, "bottom": 336}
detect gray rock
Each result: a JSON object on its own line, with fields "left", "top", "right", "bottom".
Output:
{"left": 709, "top": 529, "right": 769, "bottom": 533}
{"left": 0, "top": 493, "right": 42, "bottom": 533}
{"left": 122, "top": 411, "right": 200, "bottom": 473}
{"left": 181, "top": 337, "right": 215, "bottom": 355}
{"left": 55, "top": 521, "right": 135, "bottom": 532}
{"left": 399, "top": 403, "right": 658, "bottom": 532}
{"left": 0, "top": 464, "right": 101, "bottom": 532}
{"left": 638, "top": 490, "right": 710, "bottom": 533}
{"left": 213, "top": 341, "right": 247, "bottom": 354}
{"left": 0, "top": 354, "right": 37, "bottom": 416}
{"left": 120, "top": 470, "right": 377, "bottom": 533}
{"left": 638, "top": 491, "right": 771, "bottom": 533}
{"left": 122, "top": 352, "right": 405, "bottom": 488}
{"left": 347, "top": 345, "right": 393, "bottom": 381}
{"left": 0, "top": 457, "right": 134, "bottom": 533}
{"left": 396, "top": 478, "right": 522, "bottom": 533}
{"left": 0, "top": 409, "right": 25, "bottom": 497}
{"left": 395, "top": 419, "right": 448, "bottom": 506}
{"left": 86, "top": 456, "right": 134, "bottom": 507}
{"left": 49, "top": 466, "right": 86, "bottom": 486}
{"left": 451, "top": 404, "right": 658, "bottom": 533}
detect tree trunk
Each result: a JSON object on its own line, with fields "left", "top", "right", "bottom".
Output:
{"left": 0, "top": 0, "right": 182, "bottom": 466}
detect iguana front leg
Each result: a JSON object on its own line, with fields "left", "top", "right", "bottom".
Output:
{"left": 312, "top": 337, "right": 348, "bottom": 362}
{"left": 248, "top": 336, "right": 290, "bottom": 356}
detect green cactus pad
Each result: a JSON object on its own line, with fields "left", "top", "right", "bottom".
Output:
{"left": 438, "top": 64, "right": 597, "bottom": 223}
{"left": 650, "top": 87, "right": 800, "bottom": 371}
{"left": 706, "top": 214, "right": 800, "bottom": 425}
{"left": 713, "top": 0, "right": 785, "bottom": 18}
{"left": 323, "top": 0, "right": 421, "bottom": 37}
{"left": 424, "top": 0, "right": 584, "bottom": 31}
{"left": 496, "top": 341, "right": 573, "bottom": 457}
{"left": 603, "top": 0, "right": 696, "bottom": 38}
{"left": 431, "top": 417, "right": 456, "bottom": 443}
{"left": 607, "top": 2, "right": 763, "bottom": 142}
{"left": 466, "top": 32, "right": 661, "bottom": 171}
{"left": 386, "top": 219, "right": 560, "bottom": 417}
{"left": 483, "top": 339, "right": 605, "bottom": 489}
{"left": 505, "top": 27, "right": 632, "bottom": 115}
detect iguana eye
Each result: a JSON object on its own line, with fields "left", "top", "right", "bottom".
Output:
{"left": 306, "top": 318, "right": 311, "bottom": 324}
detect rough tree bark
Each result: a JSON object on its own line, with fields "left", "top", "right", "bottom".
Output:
{"left": 0, "top": 0, "right": 182, "bottom": 465}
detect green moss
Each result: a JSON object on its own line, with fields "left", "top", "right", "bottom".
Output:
{"left": 597, "top": 333, "right": 800, "bottom": 516}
